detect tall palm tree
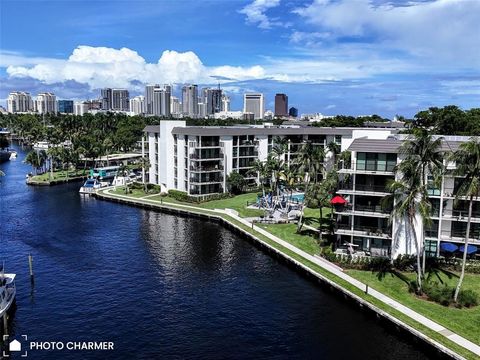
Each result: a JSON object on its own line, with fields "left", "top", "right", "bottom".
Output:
{"left": 327, "top": 141, "right": 341, "bottom": 169}
{"left": 398, "top": 128, "right": 443, "bottom": 274}
{"left": 248, "top": 159, "right": 269, "bottom": 200}
{"left": 117, "top": 163, "right": 131, "bottom": 194}
{"left": 386, "top": 161, "right": 430, "bottom": 293}
{"left": 450, "top": 137, "right": 480, "bottom": 301}
{"left": 293, "top": 142, "right": 324, "bottom": 232}
{"left": 139, "top": 156, "right": 151, "bottom": 193}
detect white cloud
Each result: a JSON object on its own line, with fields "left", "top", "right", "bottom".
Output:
{"left": 239, "top": 0, "right": 284, "bottom": 29}
{"left": 293, "top": 0, "right": 480, "bottom": 66}
{"left": 5, "top": 46, "right": 268, "bottom": 89}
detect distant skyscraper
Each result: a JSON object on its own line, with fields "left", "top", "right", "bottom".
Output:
{"left": 198, "top": 102, "right": 206, "bottom": 118}
{"left": 101, "top": 88, "right": 129, "bottom": 111}
{"left": 182, "top": 85, "right": 198, "bottom": 118}
{"left": 7, "top": 91, "right": 33, "bottom": 113}
{"left": 74, "top": 101, "right": 88, "bottom": 116}
{"left": 170, "top": 96, "right": 182, "bottom": 115}
{"left": 289, "top": 107, "right": 298, "bottom": 118}
{"left": 274, "top": 93, "right": 288, "bottom": 117}
{"left": 202, "top": 88, "right": 222, "bottom": 115}
{"left": 221, "top": 95, "right": 230, "bottom": 112}
{"left": 129, "top": 96, "right": 145, "bottom": 115}
{"left": 57, "top": 100, "right": 74, "bottom": 114}
{"left": 35, "top": 93, "right": 57, "bottom": 114}
{"left": 145, "top": 84, "right": 159, "bottom": 115}
{"left": 243, "top": 93, "right": 264, "bottom": 120}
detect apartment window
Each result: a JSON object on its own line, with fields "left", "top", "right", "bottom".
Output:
{"left": 335, "top": 135, "right": 342, "bottom": 144}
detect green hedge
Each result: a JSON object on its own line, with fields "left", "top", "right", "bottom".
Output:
{"left": 168, "top": 190, "right": 232, "bottom": 203}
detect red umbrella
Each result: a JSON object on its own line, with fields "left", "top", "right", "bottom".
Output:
{"left": 330, "top": 195, "right": 347, "bottom": 205}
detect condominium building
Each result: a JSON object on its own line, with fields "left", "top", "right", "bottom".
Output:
{"left": 274, "top": 93, "right": 288, "bottom": 117}
{"left": 182, "top": 85, "right": 199, "bottom": 118}
{"left": 170, "top": 96, "right": 182, "bottom": 115}
{"left": 7, "top": 91, "right": 33, "bottom": 113}
{"left": 221, "top": 95, "right": 230, "bottom": 112}
{"left": 335, "top": 135, "right": 478, "bottom": 258}
{"left": 202, "top": 88, "right": 222, "bottom": 115}
{"left": 74, "top": 101, "right": 88, "bottom": 116}
{"left": 129, "top": 95, "right": 145, "bottom": 115}
{"left": 244, "top": 93, "right": 265, "bottom": 120}
{"left": 35, "top": 92, "right": 57, "bottom": 114}
{"left": 144, "top": 121, "right": 400, "bottom": 198}
{"left": 101, "top": 88, "right": 129, "bottom": 111}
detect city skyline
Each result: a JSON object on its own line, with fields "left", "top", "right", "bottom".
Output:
{"left": 1, "top": 0, "right": 479, "bottom": 117}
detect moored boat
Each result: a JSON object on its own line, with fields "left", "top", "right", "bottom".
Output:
{"left": 79, "top": 178, "right": 109, "bottom": 194}
{"left": 0, "top": 271, "right": 16, "bottom": 319}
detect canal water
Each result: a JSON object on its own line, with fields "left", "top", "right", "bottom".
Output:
{"left": 0, "top": 144, "right": 432, "bottom": 359}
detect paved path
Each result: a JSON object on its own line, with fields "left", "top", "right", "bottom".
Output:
{"left": 100, "top": 188, "right": 480, "bottom": 358}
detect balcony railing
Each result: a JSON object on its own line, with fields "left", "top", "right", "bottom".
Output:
{"left": 355, "top": 204, "right": 389, "bottom": 213}
{"left": 355, "top": 184, "right": 389, "bottom": 193}
{"left": 190, "top": 165, "right": 224, "bottom": 172}
{"left": 189, "top": 174, "right": 224, "bottom": 184}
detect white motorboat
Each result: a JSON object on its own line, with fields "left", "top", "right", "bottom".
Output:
{"left": 9, "top": 151, "right": 17, "bottom": 160}
{"left": 0, "top": 273, "right": 16, "bottom": 319}
{"left": 79, "top": 178, "right": 109, "bottom": 194}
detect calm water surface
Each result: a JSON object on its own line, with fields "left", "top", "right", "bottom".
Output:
{"left": 0, "top": 144, "right": 432, "bottom": 359}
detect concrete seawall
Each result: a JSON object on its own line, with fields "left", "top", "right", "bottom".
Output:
{"left": 94, "top": 190, "right": 467, "bottom": 360}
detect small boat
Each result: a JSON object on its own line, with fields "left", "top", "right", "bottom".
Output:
{"left": 9, "top": 151, "right": 17, "bottom": 160}
{"left": 0, "top": 271, "right": 16, "bottom": 319}
{"left": 79, "top": 178, "right": 109, "bottom": 194}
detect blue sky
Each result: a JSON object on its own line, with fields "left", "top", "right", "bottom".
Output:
{"left": 1, "top": 0, "right": 479, "bottom": 117}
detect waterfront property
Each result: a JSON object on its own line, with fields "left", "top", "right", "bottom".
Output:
{"left": 144, "top": 121, "right": 401, "bottom": 197}
{"left": 336, "top": 135, "right": 479, "bottom": 258}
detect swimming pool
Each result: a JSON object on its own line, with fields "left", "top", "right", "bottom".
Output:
{"left": 291, "top": 193, "right": 305, "bottom": 202}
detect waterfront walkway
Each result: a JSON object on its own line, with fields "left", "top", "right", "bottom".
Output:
{"left": 100, "top": 188, "right": 480, "bottom": 359}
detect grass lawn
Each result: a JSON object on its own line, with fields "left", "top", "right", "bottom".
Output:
{"left": 110, "top": 187, "right": 152, "bottom": 198}
{"left": 30, "top": 169, "right": 86, "bottom": 182}
{"left": 347, "top": 269, "right": 480, "bottom": 345}
{"left": 257, "top": 222, "right": 321, "bottom": 255}
{"left": 194, "top": 192, "right": 264, "bottom": 217}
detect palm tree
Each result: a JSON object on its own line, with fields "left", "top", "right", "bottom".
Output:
{"left": 327, "top": 141, "right": 341, "bottom": 169}
{"left": 117, "top": 163, "right": 131, "bottom": 194}
{"left": 386, "top": 161, "right": 430, "bottom": 293}
{"left": 24, "top": 150, "right": 46, "bottom": 175}
{"left": 450, "top": 137, "right": 480, "bottom": 302}
{"left": 293, "top": 142, "right": 325, "bottom": 232}
{"left": 248, "top": 159, "right": 269, "bottom": 199}
{"left": 139, "top": 156, "right": 151, "bottom": 193}
{"left": 398, "top": 128, "right": 443, "bottom": 274}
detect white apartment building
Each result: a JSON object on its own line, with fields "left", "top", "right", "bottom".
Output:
{"left": 243, "top": 93, "right": 265, "bottom": 120}
{"left": 35, "top": 92, "right": 57, "bottom": 114}
{"left": 145, "top": 121, "right": 399, "bottom": 196}
{"left": 74, "top": 101, "right": 88, "bottom": 116}
{"left": 335, "top": 135, "right": 478, "bottom": 258}
{"left": 170, "top": 96, "right": 182, "bottom": 115}
{"left": 7, "top": 91, "right": 33, "bottom": 113}
{"left": 129, "top": 95, "right": 145, "bottom": 115}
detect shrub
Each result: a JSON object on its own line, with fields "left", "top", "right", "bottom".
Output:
{"left": 168, "top": 190, "right": 190, "bottom": 202}
{"left": 423, "top": 281, "right": 453, "bottom": 306}
{"left": 457, "top": 289, "right": 479, "bottom": 308}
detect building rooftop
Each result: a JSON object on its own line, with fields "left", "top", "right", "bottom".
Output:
{"left": 347, "top": 136, "right": 466, "bottom": 153}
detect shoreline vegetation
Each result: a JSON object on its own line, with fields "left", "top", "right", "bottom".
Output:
{"left": 26, "top": 169, "right": 88, "bottom": 185}
{"left": 97, "top": 186, "right": 479, "bottom": 360}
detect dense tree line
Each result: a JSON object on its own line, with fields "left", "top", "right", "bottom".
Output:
{"left": 410, "top": 106, "right": 480, "bottom": 135}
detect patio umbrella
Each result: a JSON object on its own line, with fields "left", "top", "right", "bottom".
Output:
{"left": 330, "top": 195, "right": 347, "bottom": 205}
{"left": 440, "top": 242, "right": 458, "bottom": 252}
{"left": 459, "top": 244, "right": 478, "bottom": 254}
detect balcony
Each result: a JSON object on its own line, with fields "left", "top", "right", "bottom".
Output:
{"left": 189, "top": 149, "right": 224, "bottom": 160}
{"left": 190, "top": 174, "right": 224, "bottom": 184}
{"left": 190, "top": 165, "right": 224, "bottom": 172}
{"left": 354, "top": 184, "right": 390, "bottom": 193}
{"left": 336, "top": 223, "right": 391, "bottom": 239}
{"left": 340, "top": 160, "right": 396, "bottom": 174}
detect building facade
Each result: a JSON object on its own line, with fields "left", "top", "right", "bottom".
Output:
{"left": 35, "top": 93, "right": 57, "bottom": 114}
{"left": 182, "top": 85, "right": 199, "bottom": 118}
{"left": 335, "top": 135, "right": 478, "bottom": 258}
{"left": 243, "top": 93, "right": 265, "bottom": 120}
{"left": 7, "top": 91, "right": 33, "bottom": 113}
{"left": 101, "top": 88, "right": 129, "bottom": 111}
{"left": 145, "top": 122, "right": 399, "bottom": 198}
{"left": 57, "top": 100, "right": 74, "bottom": 114}
{"left": 129, "top": 96, "right": 145, "bottom": 115}
{"left": 274, "top": 93, "right": 288, "bottom": 117}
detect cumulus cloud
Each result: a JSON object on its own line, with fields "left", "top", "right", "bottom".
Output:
{"left": 239, "top": 0, "right": 284, "bottom": 29}
{"left": 5, "top": 46, "right": 268, "bottom": 89}
{"left": 293, "top": 0, "right": 480, "bottom": 66}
